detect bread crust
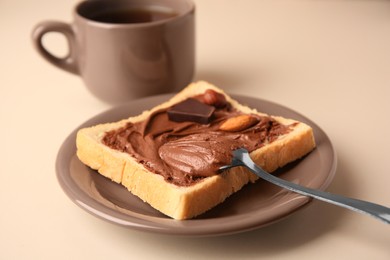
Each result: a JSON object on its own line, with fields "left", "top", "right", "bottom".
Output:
{"left": 76, "top": 81, "right": 316, "bottom": 219}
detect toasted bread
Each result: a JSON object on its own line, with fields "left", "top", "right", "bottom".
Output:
{"left": 76, "top": 81, "right": 315, "bottom": 219}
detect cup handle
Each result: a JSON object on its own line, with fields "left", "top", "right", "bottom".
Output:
{"left": 32, "top": 21, "right": 79, "bottom": 75}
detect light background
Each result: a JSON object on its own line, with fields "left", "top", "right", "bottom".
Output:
{"left": 1, "top": 0, "right": 389, "bottom": 259}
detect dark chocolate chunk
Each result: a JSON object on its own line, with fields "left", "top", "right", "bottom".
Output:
{"left": 167, "top": 98, "right": 215, "bottom": 124}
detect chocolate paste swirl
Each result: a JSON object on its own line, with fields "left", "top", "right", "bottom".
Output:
{"left": 103, "top": 102, "right": 292, "bottom": 186}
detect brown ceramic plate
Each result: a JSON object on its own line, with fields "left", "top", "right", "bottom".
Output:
{"left": 56, "top": 94, "right": 336, "bottom": 236}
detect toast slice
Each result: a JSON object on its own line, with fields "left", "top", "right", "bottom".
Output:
{"left": 76, "top": 81, "right": 316, "bottom": 219}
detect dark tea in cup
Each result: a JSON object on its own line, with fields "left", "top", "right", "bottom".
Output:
{"left": 88, "top": 7, "right": 179, "bottom": 24}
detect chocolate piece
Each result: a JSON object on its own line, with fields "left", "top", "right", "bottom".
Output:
{"left": 167, "top": 98, "right": 215, "bottom": 124}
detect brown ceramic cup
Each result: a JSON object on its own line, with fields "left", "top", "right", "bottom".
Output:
{"left": 32, "top": 0, "right": 195, "bottom": 104}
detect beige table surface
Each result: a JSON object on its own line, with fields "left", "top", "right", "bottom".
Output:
{"left": 1, "top": 0, "right": 390, "bottom": 259}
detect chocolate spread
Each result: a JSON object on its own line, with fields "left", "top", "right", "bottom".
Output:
{"left": 103, "top": 100, "right": 292, "bottom": 186}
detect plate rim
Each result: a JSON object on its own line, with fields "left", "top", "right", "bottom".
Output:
{"left": 55, "top": 93, "right": 337, "bottom": 236}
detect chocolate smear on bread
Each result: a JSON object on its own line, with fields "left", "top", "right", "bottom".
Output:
{"left": 103, "top": 92, "right": 292, "bottom": 186}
